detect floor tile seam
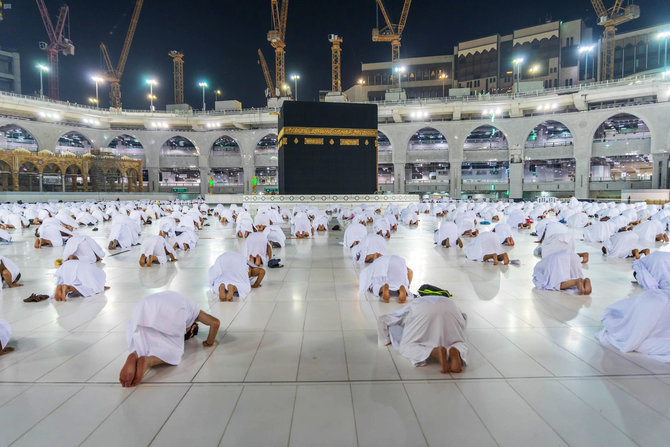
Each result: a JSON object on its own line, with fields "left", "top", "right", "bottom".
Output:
{"left": 451, "top": 381, "right": 502, "bottom": 447}
{"left": 602, "top": 376, "right": 670, "bottom": 423}
{"left": 7, "top": 384, "right": 86, "bottom": 447}
{"left": 562, "top": 326, "right": 658, "bottom": 375}
{"left": 0, "top": 382, "right": 34, "bottom": 410}
{"left": 0, "top": 333, "right": 69, "bottom": 374}
{"left": 284, "top": 383, "right": 300, "bottom": 447}
{"left": 239, "top": 332, "right": 269, "bottom": 383}
{"left": 491, "top": 326, "right": 591, "bottom": 376}
{"left": 553, "top": 378, "right": 650, "bottom": 446}
{"left": 41, "top": 332, "right": 121, "bottom": 383}
{"left": 215, "top": 385, "right": 245, "bottom": 447}
{"left": 293, "top": 332, "right": 307, "bottom": 382}
{"left": 502, "top": 379, "right": 573, "bottom": 447}
{"left": 346, "top": 383, "right": 360, "bottom": 447}
{"left": 187, "top": 335, "right": 224, "bottom": 383}
{"left": 491, "top": 295, "right": 572, "bottom": 328}
{"left": 147, "top": 384, "right": 194, "bottom": 447}
{"left": 399, "top": 382, "right": 431, "bottom": 446}
{"left": 75, "top": 383, "right": 141, "bottom": 447}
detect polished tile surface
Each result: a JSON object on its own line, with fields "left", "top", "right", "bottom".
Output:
{"left": 1, "top": 208, "right": 670, "bottom": 446}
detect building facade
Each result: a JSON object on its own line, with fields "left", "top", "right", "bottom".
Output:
{"left": 0, "top": 49, "right": 20, "bottom": 94}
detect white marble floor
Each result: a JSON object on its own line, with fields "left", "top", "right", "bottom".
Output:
{"left": 1, "top": 210, "right": 670, "bottom": 446}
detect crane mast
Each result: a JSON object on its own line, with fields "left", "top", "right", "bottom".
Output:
{"left": 35, "top": 0, "right": 74, "bottom": 100}
{"left": 372, "top": 0, "right": 412, "bottom": 68}
{"left": 329, "top": 34, "right": 343, "bottom": 93}
{"left": 168, "top": 51, "right": 184, "bottom": 105}
{"left": 267, "top": 0, "right": 289, "bottom": 94}
{"left": 590, "top": 0, "right": 640, "bottom": 80}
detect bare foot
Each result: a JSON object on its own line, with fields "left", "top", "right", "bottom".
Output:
{"left": 139, "top": 254, "right": 146, "bottom": 267}
{"left": 457, "top": 238, "right": 463, "bottom": 248}
{"left": 641, "top": 249, "right": 650, "bottom": 256}
{"left": 398, "top": 286, "right": 407, "bottom": 304}
{"left": 492, "top": 256, "right": 498, "bottom": 266}
{"left": 577, "top": 278, "right": 585, "bottom": 295}
{"left": 218, "top": 284, "right": 226, "bottom": 302}
{"left": 0, "top": 346, "right": 14, "bottom": 356}
{"left": 449, "top": 347, "right": 463, "bottom": 373}
{"left": 583, "top": 278, "right": 592, "bottom": 295}
{"left": 581, "top": 252, "right": 589, "bottom": 264}
{"left": 431, "top": 346, "right": 448, "bottom": 373}
{"left": 633, "top": 249, "right": 640, "bottom": 260}
{"left": 381, "top": 284, "right": 390, "bottom": 303}
{"left": 502, "top": 253, "right": 510, "bottom": 265}
{"left": 131, "top": 356, "right": 149, "bottom": 387}
{"left": 119, "top": 352, "right": 138, "bottom": 387}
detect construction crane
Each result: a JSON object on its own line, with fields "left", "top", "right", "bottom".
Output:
{"left": 99, "top": 0, "right": 144, "bottom": 109}
{"left": 35, "top": 0, "right": 75, "bottom": 100}
{"left": 258, "top": 49, "right": 277, "bottom": 98}
{"left": 590, "top": 0, "right": 640, "bottom": 81}
{"left": 267, "top": 0, "right": 289, "bottom": 94}
{"left": 329, "top": 34, "right": 343, "bottom": 93}
{"left": 168, "top": 51, "right": 184, "bottom": 104}
{"left": 372, "top": 0, "right": 412, "bottom": 68}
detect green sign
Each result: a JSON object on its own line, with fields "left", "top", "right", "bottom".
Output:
{"left": 208, "top": 179, "right": 214, "bottom": 187}
{"left": 173, "top": 188, "right": 187, "bottom": 193}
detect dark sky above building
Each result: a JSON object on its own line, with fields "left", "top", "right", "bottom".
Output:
{"left": 1, "top": 0, "right": 668, "bottom": 110}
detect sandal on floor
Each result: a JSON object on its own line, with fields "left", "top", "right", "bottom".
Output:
{"left": 23, "top": 293, "right": 49, "bottom": 303}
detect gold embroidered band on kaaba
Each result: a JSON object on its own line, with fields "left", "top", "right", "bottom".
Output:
{"left": 278, "top": 126, "right": 378, "bottom": 149}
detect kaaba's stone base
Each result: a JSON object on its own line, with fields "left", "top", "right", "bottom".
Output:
{"left": 204, "top": 193, "right": 418, "bottom": 208}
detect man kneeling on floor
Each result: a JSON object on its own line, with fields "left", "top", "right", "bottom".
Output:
{"left": 359, "top": 254, "right": 413, "bottom": 303}
{"left": 208, "top": 251, "right": 265, "bottom": 301}
{"left": 377, "top": 294, "right": 467, "bottom": 374}
{"left": 120, "top": 291, "right": 220, "bottom": 387}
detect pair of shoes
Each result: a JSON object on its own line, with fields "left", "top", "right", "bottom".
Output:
{"left": 23, "top": 293, "right": 49, "bottom": 303}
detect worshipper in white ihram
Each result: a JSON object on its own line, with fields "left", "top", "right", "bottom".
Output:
{"left": 597, "top": 288, "right": 670, "bottom": 361}
{"left": 343, "top": 222, "right": 367, "bottom": 249}
{"left": 434, "top": 221, "right": 462, "bottom": 248}
{"left": 532, "top": 249, "right": 592, "bottom": 295}
{"left": 0, "top": 256, "right": 22, "bottom": 288}
{"left": 120, "top": 291, "right": 220, "bottom": 387}
{"left": 359, "top": 254, "right": 413, "bottom": 303}
{"left": 464, "top": 231, "right": 509, "bottom": 265}
{"left": 53, "top": 259, "right": 108, "bottom": 301}
{"left": 378, "top": 295, "right": 467, "bottom": 373}
{"left": 62, "top": 235, "right": 105, "bottom": 263}
{"left": 139, "top": 235, "right": 177, "bottom": 267}
{"left": 352, "top": 233, "right": 387, "bottom": 264}
{"left": 602, "top": 231, "right": 649, "bottom": 259}
{"left": 0, "top": 318, "right": 12, "bottom": 355}
{"left": 263, "top": 225, "right": 286, "bottom": 248}
{"left": 632, "top": 251, "right": 670, "bottom": 290}
{"left": 208, "top": 251, "right": 265, "bottom": 301}
{"left": 244, "top": 231, "right": 272, "bottom": 266}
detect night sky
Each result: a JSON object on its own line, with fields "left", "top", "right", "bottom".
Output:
{"left": 1, "top": 0, "right": 669, "bottom": 110}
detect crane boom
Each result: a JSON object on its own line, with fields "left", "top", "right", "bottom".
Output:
{"left": 375, "top": 0, "right": 394, "bottom": 33}
{"left": 99, "top": 43, "right": 115, "bottom": 74}
{"left": 372, "top": 0, "right": 412, "bottom": 73}
{"left": 279, "top": 0, "right": 289, "bottom": 41}
{"left": 590, "top": 0, "right": 607, "bottom": 19}
{"left": 116, "top": 0, "right": 143, "bottom": 79}
{"left": 258, "top": 49, "right": 276, "bottom": 98}
{"left": 35, "top": 0, "right": 56, "bottom": 42}
{"left": 397, "top": 0, "right": 412, "bottom": 35}
{"left": 35, "top": 0, "right": 73, "bottom": 100}
{"left": 266, "top": 0, "right": 288, "bottom": 95}
{"left": 590, "top": 0, "right": 639, "bottom": 81}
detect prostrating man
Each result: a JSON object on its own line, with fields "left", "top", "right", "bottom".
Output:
{"left": 173, "top": 226, "right": 198, "bottom": 251}
{"left": 602, "top": 231, "right": 649, "bottom": 259}
{"left": 532, "top": 249, "right": 592, "bottom": 295}
{"left": 633, "top": 219, "right": 669, "bottom": 243}
{"left": 631, "top": 251, "right": 670, "bottom": 290}
{"left": 0, "top": 256, "right": 21, "bottom": 288}
{"left": 291, "top": 213, "right": 313, "bottom": 238}
{"left": 34, "top": 221, "right": 73, "bottom": 248}
{"left": 139, "top": 235, "right": 178, "bottom": 267}
{"left": 433, "top": 221, "right": 462, "bottom": 248}
{"left": 0, "top": 318, "right": 12, "bottom": 355}
{"left": 53, "top": 259, "right": 108, "bottom": 301}
{"left": 263, "top": 225, "right": 286, "bottom": 248}
{"left": 208, "top": 251, "right": 265, "bottom": 301}
{"left": 343, "top": 222, "right": 367, "bottom": 249}
{"left": 492, "top": 222, "right": 515, "bottom": 246}
{"left": 62, "top": 235, "right": 105, "bottom": 263}
{"left": 378, "top": 295, "right": 468, "bottom": 373}
{"left": 107, "top": 215, "right": 140, "bottom": 249}
{"left": 464, "top": 231, "right": 509, "bottom": 265}
{"left": 597, "top": 288, "right": 670, "bottom": 361}
{"left": 119, "top": 291, "right": 220, "bottom": 387}
{"left": 352, "top": 233, "right": 387, "bottom": 264}
{"left": 244, "top": 231, "right": 271, "bottom": 266}
{"left": 359, "top": 254, "right": 413, "bottom": 303}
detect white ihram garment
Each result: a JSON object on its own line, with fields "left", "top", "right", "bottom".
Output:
{"left": 377, "top": 295, "right": 468, "bottom": 366}
{"left": 493, "top": 223, "right": 513, "bottom": 244}
{"left": 38, "top": 224, "right": 70, "bottom": 247}
{"left": 532, "top": 249, "right": 583, "bottom": 291}
{"left": 208, "top": 252, "right": 252, "bottom": 298}
{"left": 359, "top": 255, "right": 409, "bottom": 297}
{"left": 434, "top": 221, "right": 458, "bottom": 246}
{"left": 54, "top": 260, "right": 106, "bottom": 297}
{"left": 0, "top": 256, "right": 19, "bottom": 284}
{"left": 464, "top": 232, "right": 501, "bottom": 262}
{"left": 141, "top": 235, "right": 175, "bottom": 264}
{"left": 174, "top": 227, "right": 198, "bottom": 250}
{"left": 597, "top": 289, "right": 670, "bottom": 362}
{"left": 263, "top": 225, "right": 286, "bottom": 247}
{"left": 353, "top": 234, "right": 387, "bottom": 264}
{"left": 582, "top": 221, "right": 614, "bottom": 243}
{"left": 603, "top": 231, "right": 639, "bottom": 258}
{"left": 632, "top": 252, "right": 670, "bottom": 290}
{"left": 126, "top": 291, "right": 201, "bottom": 365}
{"left": 62, "top": 235, "right": 105, "bottom": 264}
{"left": 633, "top": 220, "right": 665, "bottom": 244}
{"left": 108, "top": 221, "right": 138, "bottom": 249}
{"left": 344, "top": 223, "right": 367, "bottom": 248}
{"left": 0, "top": 318, "right": 10, "bottom": 350}
{"left": 244, "top": 232, "right": 270, "bottom": 265}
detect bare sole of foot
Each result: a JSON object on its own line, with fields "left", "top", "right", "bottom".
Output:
{"left": 398, "top": 286, "right": 407, "bottom": 304}
{"left": 449, "top": 347, "right": 463, "bottom": 373}
{"left": 577, "top": 278, "right": 585, "bottom": 295}
{"left": 131, "top": 356, "right": 148, "bottom": 387}
{"left": 0, "top": 347, "right": 14, "bottom": 356}
{"left": 583, "top": 278, "right": 592, "bottom": 295}
{"left": 381, "top": 285, "right": 390, "bottom": 303}
{"left": 119, "top": 353, "right": 137, "bottom": 387}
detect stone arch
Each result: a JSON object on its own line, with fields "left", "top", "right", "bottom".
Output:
{"left": 108, "top": 134, "right": 145, "bottom": 159}
{"left": 377, "top": 130, "right": 392, "bottom": 152}
{"left": 18, "top": 161, "right": 40, "bottom": 191}
{"left": 0, "top": 124, "right": 39, "bottom": 151}
{"left": 255, "top": 133, "right": 278, "bottom": 154}
{"left": 524, "top": 120, "right": 574, "bottom": 148}
{"left": 0, "top": 160, "right": 13, "bottom": 191}
{"left": 64, "top": 164, "right": 83, "bottom": 192}
{"left": 211, "top": 135, "right": 241, "bottom": 156}
{"left": 104, "top": 167, "right": 123, "bottom": 192}
{"left": 463, "top": 124, "right": 509, "bottom": 150}
{"left": 56, "top": 131, "right": 93, "bottom": 155}
{"left": 592, "top": 112, "right": 651, "bottom": 143}
{"left": 41, "top": 163, "right": 62, "bottom": 192}
{"left": 125, "top": 167, "right": 140, "bottom": 192}
{"left": 406, "top": 127, "right": 449, "bottom": 152}
{"left": 160, "top": 135, "right": 199, "bottom": 157}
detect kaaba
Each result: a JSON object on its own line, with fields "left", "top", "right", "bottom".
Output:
{"left": 278, "top": 101, "right": 378, "bottom": 194}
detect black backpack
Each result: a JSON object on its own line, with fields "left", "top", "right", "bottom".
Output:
{"left": 417, "top": 284, "right": 453, "bottom": 298}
